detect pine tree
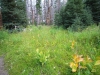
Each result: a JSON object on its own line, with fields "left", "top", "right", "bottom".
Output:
{"left": 55, "top": 0, "right": 93, "bottom": 29}
{"left": 15, "top": 0, "right": 28, "bottom": 26}
{"left": 85, "top": 0, "right": 100, "bottom": 25}
{"left": 64, "top": 0, "right": 92, "bottom": 28}
{"left": 1, "top": 0, "right": 28, "bottom": 27}
{"left": 54, "top": 6, "right": 65, "bottom": 26}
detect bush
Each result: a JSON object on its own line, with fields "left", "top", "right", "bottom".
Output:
{"left": 0, "top": 30, "right": 8, "bottom": 40}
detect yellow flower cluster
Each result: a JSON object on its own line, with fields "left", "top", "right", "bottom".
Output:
{"left": 70, "top": 54, "right": 93, "bottom": 72}
{"left": 71, "top": 40, "right": 75, "bottom": 49}
{"left": 70, "top": 54, "right": 84, "bottom": 72}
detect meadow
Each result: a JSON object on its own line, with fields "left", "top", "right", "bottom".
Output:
{"left": 0, "top": 25, "right": 100, "bottom": 75}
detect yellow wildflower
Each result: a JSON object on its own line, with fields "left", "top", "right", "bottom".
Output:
{"left": 70, "top": 62, "right": 78, "bottom": 72}
{"left": 71, "top": 40, "right": 75, "bottom": 49}
{"left": 73, "top": 54, "right": 84, "bottom": 63}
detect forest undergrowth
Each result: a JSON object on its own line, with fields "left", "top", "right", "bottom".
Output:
{"left": 0, "top": 25, "right": 100, "bottom": 75}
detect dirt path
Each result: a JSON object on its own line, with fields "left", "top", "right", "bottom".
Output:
{"left": 0, "top": 57, "right": 8, "bottom": 75}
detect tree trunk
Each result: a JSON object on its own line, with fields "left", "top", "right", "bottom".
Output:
{"left": 30, "top": 0, "right": 34, "bottom": 24}
{"left": 46, "top": 0, "right": 52, "bottom": 25}
{"left": 26, "top": 0, "right": 31, "bottom": 24}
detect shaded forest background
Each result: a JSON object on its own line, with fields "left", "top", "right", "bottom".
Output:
{"left": 0, "top": 0, "right": 100, "bottom": 30}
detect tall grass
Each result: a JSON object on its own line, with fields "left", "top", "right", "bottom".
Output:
{"left": 0, "top": 30, "right": 9, "bottom": 55}
{"left": 0, "top": 25, "right": 100, "bottom": 75}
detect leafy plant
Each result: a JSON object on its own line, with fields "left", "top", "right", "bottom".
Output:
{"left": 70, "top": 54, "right": 100, "bottom": 75}
{"left": 0, "top": 25, "right": 100, "bottom": 75}
{"left": 95, "top": 60, "right": 100, "bottom": 65}
{"left": 36, "top": 49, "right": 50, "bottom": 66}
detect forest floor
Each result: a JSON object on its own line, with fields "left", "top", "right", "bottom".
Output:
{"left": 0, "top": 25, "right": 100, "bottom": 75}
{"left": 0, "top": 56, "right": 8, "bottom": 75}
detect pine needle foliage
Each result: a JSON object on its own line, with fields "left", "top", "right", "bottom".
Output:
{"left": 85, "top": 0, "right": 100, "bottom": 25}
{"left": 55, "top": 0, "right": 93, "bottom": 30}
{"left": 1, "top": 0, "right": 28, "bottom": 27}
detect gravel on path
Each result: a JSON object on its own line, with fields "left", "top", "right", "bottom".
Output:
{"left": 0, "top": 57, "right": 8, "bottom": 75}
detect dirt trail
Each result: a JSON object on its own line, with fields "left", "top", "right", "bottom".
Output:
{"left": 0, "top": 57, "right": 8, "bottom": 75}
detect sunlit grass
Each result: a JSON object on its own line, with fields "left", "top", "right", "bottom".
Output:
{"left": 0, "top": 25, "right": 100, "bottom": 75}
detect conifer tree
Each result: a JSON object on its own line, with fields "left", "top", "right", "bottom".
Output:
{"left": 64, "top": 0, "right": 92, "bottom": 28}
{"left": 1, "top": 0, "right": 28, "bottom": 27}
{"left": 55, "top": 0, "right": 92, "bottom": 29}
{"left": 85, "top": 0, "right": 100, "bottom": 25}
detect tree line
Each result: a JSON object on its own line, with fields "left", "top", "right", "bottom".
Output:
{"left": 0, "top": 0, "right": 100, "bottom": 29}
{"left": 55, "top": 0, "right": 100, "bottom": 30}
{"left": 0, "top": 0, "right": 66, "bottom": 27}
{"left": 0, "top": 0, "right": 27, "bottom": 28}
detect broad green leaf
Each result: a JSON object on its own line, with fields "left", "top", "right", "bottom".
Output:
{"left": 95, "top": 60, "right": 100, "bottom": 65}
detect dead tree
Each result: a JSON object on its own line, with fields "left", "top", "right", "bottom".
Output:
{"left": 45, "top": 0, "right": 52, "bottom": 25}
{"left": 30, "top": 0, "right": 34, "bottom": 24}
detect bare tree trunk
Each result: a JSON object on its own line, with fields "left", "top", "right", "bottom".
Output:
{"left": 46, "top": 0, "right": 49, "bottom": 25}
{"left": 46, "top": 0, "right": 52, "bottom": 25}
{"left": 50, "top": 0, "right": 54, "bottom": 24}
{"left": 35, "top": 6, "right": 38, "bottom": 25}
{"left": 43, "top": 0, "right": 47, "bottom": 24}
{"left": 45, "top": 0, "right": 48, "bottom": 25}
{"left": 30, "top": 0, "right": 34, "bottom": 24}
{"left": 26, "top": 0, "right": 30, "bottom": 24}
{"left": 25, "top": 0, "right": 67, "bottom": 25}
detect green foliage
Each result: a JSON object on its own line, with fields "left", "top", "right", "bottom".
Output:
{"left": 0, "top": 30, "right": 9, "bottom": 55}
{"left": 36, "top": 0, "right": 41, "bottom": 14}
{"left": 1, "top": 0, "right": 28, "bottom": 27}
{"left": 0, "top": 25, "right": 100, "bottom": 75}
{"left": 54, "top": 6, "right": 65, "bottom": 27}
{"left": 36, "top": 49, "right": 50, "bottom": 66}
{"left": 69, "top": 54, "right": 100, "bottom": 75}
{"left": 55, "top": 0, "right": 93, "bottom": 30}
{"left": 0, "top": 30, "right": 8, "bottom": 40}
{"left": 85, "top": 0, "right": 100, "bottom": 25}
{"left": 69, "top": 54, "right": 97, "bottom": 75}
{"left": 70, "top": 17, "right": 84, "bottom": 31}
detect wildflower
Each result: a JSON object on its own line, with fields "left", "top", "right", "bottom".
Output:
{"left": 73, "top": 54, "right": 84, "bottom": 63}
{"left": 70, "top": 62, "right": 78, "bottom": 72}
{"left": 70, "top": 54, "right": 84, "bottom": 72}
{"left": 71, "top": 40, "right": 75, "bottom": 49}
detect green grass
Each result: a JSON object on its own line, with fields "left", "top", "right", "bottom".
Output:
{"left": 0, "top": 25, "right": 100, "bottom": 75}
